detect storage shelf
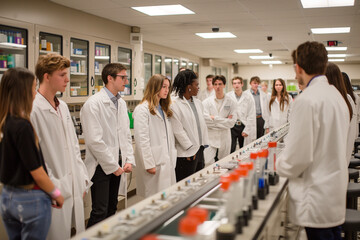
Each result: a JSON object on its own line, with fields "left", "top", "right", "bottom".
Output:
{"left": 40, "top": 50, "right": 61, "bottom": 54}
{"left": 0, "top": 42, "right": 27, "bottom": 50}
{"left": 71, "top": 72, "right": 87, "bottom": 75}
{"left": 71, "top": 54, "right": 87, "bottom": 58}
{"left": 95, "top": 55, "right": 110, "bottom": 60}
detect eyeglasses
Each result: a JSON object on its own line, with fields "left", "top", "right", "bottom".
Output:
{"left": 116, "top": 75, "right": 128, "bottom": 80}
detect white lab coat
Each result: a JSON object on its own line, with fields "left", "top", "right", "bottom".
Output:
{"left": 354, "top": 94, "right": 360, "bottom": 134}
{"left": 202, "top": 95, "right": 237, "bottom": 164}
{"left": 31, "top": 93, "right": 90, "bottom": 240}
{"left": 347, "top": 95, "right": 357, "bottom": 163}
{"left": 198, "top": 88, "right": 215, "bottom": 101}
{"left": 170, "top": 96, "right": 209, "bottom": 157}
{"left": 276, "top": 76, "right": 349, "bottom": 228}
{"left": 133, "top": 101, "right": 177, "bottom": 198}
{"left": 244, "top": 89, "right": 270, "bottom": 130}
{"left": 268, "top": 95, "right": 293, "bottom": 131}
{"left": 80, "top": 88, "right": 135, "bottom": 195}
{"left": 226, "top": 91, "right": 256, "bottom": 146}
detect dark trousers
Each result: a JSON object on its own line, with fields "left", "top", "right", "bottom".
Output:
{"left": 256, "top": 117, "right": 265, "bottom": 139}
{"left": 87, "top": 160, "right": 122, "bottom": 228}
{"left": 175, "top": 146, "right": 205, "bottom": 182}
{"left": 231, "top": 124, "right": 245, "bottom": 153}
{"left": 305, "top": 226, "right": 342, "bottom": 240}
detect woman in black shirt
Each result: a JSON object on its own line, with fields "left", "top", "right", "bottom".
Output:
{"left": 0, "top": 68, "right": 64, "bottom": 240}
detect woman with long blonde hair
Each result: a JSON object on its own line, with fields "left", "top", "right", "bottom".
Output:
{"left": 133, "top": 74, "right": 177, "bottom": 198}
{"left": 268, "top": 78, "right": 292, "bottom": 131}
{"left": 0, "top": 68, "right": 63, "bottom": 240}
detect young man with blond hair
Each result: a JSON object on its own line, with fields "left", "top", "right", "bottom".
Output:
{"left": 31, "top": 53, "right": 90, "bottom": 239}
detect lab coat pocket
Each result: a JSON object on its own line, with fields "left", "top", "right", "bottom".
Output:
{"left": 288, "top": 178, "right": 305, "bottom": 203}
{"left": 59, "top": 172, "right": 73, "bottom": 200}
{"left": 151, "top": 145, "right": 168, "bottom": 166}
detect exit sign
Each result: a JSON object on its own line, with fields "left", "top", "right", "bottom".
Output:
{"left": 327, "top": 41, "right": 338, "bottom": 46}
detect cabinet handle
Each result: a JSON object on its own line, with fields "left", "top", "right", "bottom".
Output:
{"left": 91, "top": 76, "right": 94, "bottom": 87}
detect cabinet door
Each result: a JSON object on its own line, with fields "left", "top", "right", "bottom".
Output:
{"left": 144, "top": 53, "right": 152, "bottom": 87}
{"left": 0, "top": 24, "right": 28, "bottom": 77}
{"left": 70, "top": 38, "right": 89, "bottom": 97}
{"left": 94, "top": 42, "right": 111, "bottom": 93}
{"left": 165, "top": 57, "right": 172, "bottom": 81}
{"left": 118, "top": 47, "right": 132, "bottom": 95}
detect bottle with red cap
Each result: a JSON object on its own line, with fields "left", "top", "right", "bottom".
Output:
{"left": 257, "top": 150, "right": 267, "bottom": 199}
{"left": 238, "top": 163, "right": 252, "bottom": 223}
{"left": 268, "top": 141, "right": 279, "bottom": 185}
{"left": 178, "top": 215, "right": 200, "bottom": 239}
{"left": 219, "top": 174, "right": 237, "bottom": 225}
{"left": 249, "top": 153, "right": 258, "bottom": 210}
{"left": 233, "top": 167, "right": 249, "bottom": 232}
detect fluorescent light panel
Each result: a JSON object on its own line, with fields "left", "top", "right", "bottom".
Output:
{"left": 301, "top": 0, "right": 354, "bottom": 8}
{"left": 329, "top": 59, "right": 345, "bottom": 62}
{"left": 196, "top": 32, "right": 236, "bottom": 39}
{"left": 234, "top": 49, "right": 263, "bottom": 53}
{"left": 132, "top": 5, "right": 194, "bottom": 16}
{"left": 326, "top": 47, "right": 347, "bottom": 51}
{"left": 311, "top": 27, "right": 350, "bottom": 34}
{"left": 249, "top": 55, "right": 273, "bottom": 59}
{"left": 328, "top": 54, "right": 346, "bottom": 58}
{"left": 261, "top": 61, "right": 282, "bottom": 64}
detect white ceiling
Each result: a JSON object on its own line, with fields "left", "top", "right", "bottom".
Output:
{"left": 51, "top": 0, "right": 360, "bottom": 65}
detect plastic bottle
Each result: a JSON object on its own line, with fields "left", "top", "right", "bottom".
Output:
{"left": 261, "top": 148, "right": 270, "bottom": 194}
{"left": 7, "top": 54, "right": 15, "bottom": 68}
{"left": 268, "top": 142, "right": 279, "bottom": 185}
{"left": 257, "top": 150, "right": 267, "bottom": 199}
{"left": 238, "top": 163, "right": 252, "bottom": 223}
{"left": 178, "top": 215, "right": 200, "bottom": 239}
{"left": 249, "top": 153, "right": 258, "bottom": 210}
{"left": 41, "top": 36, "right": 47, "bottom": 50}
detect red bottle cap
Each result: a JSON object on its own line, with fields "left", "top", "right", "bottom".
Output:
{"left": 178, "top": 216, "right": 199, "bottom": 236}
{"left": 187, "top": 207, "right": 208, "bottom": 223}
{"left": 249, "top": 152, "right": 257, "bottom": 159}
{"left": 235, "top": 168, "right": 248, "bottom": 177}
{"left": 245, "top": 162, "right": 253, "bottom": 170}
{"left": 141, "top": 234, "right": 159, "bottom": 240}
{"left": 230, "top": 171, "right": 240, "bottom": 182}
{"left": 220, "top": 176, "right": 231, "bottom": 191}
{"left": 268, "top": 142, "right": 277, "bottom": 148}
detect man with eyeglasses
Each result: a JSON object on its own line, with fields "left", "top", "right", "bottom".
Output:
{"left": 81, "top": 63, "right": 135, "bottom": 227}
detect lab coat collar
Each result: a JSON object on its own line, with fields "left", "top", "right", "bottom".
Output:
{"left": 35, "top": 92, "right": 59, "bottom": 115}
{"left": 99, "top": 88, "right": 117, "bottom": 111}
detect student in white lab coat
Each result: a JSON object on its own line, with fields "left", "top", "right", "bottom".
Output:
{"left": 198, "top": 74, "right": 215, "bottom": 101}
{"left": 276, "top": 41, "right": 350, "bottom": 240}
{"left": 343, "top": 72, "right": 360, "bottom": 136}
{"left": 260, "top": 81, "right": 271, "bottom": 100}
{"left": 31, "top": 54, "right": 90, "bottom": 239}
{"left": 245, "top": 76, "right": 269, "bottom": 139}
{"left": 203, "top": 75, "right": 237, "bottom": 166}
{"left": 170, "top": 70, "right": 209, "bottom": 181}
{"left": 133, "top": 74, "right": 177, "bottom": 198}
{"left": 226, "top": 76, "right": 256, "bottom": 151}
{"left": 268, "top": 78, "right": 293, "bottom": 131}
{"left": 325, "top": 62, "right": 356, "bottom": 163}
{"left": 80, "top": 63, "right": 135, "bottom": 228}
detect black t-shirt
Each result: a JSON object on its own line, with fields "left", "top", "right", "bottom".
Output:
{"left": 0, "top": 115, "right": 46, "bottom": 186}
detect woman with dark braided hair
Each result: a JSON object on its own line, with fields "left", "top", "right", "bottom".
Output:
{"left": 170, "top": 70, "right": 209, "bottom": 181}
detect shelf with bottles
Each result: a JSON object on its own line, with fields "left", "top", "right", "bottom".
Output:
{"left": 94, "top": 43, "right": 110, "bottom": 93}
{"left": 70, "top": 38, "right": 88, "bottom": 97}
{"left": 0, "top": 25, "right": 27, "bottom": 70}
{"left": 39, "top": 32, "right": 62, "bottom": 55}
{"left": 118, "top": 47, "right": 132, "bottom": 95}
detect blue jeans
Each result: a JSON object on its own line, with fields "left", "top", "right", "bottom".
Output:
{"left": 0, "top": 185, "right": 52, "bottom": 240}
{"left": 305, "top": 226, "right": 342, "bottom": 240}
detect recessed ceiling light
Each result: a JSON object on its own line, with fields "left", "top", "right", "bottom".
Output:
{"left": 249, "top": 55, "right": 273, "bottom": 59}
{"left": 326, "top": 47, "right": 348, "bottom": 51}
{"left": 234, "top": 49, "right": 263, "bottom": 53}
{"left": 329, "top": 59, "right": 345, "bottom": 62}
{"left": 301, "top": 0, "right": 354, "bottom": 8}
{"left": 311, "top": 27, "right": 350, "bottom": 34}
{"left": 261, "top": 61, "right": 282, "bottom": 64}
{"left": 195, "top": 32, "right": 236, "bottom": 39}
{"left": 132, "top": 5, "right": 195, "bottom": 16}
{"left": 328, "top": 54, "right": 347, "bottom": 58}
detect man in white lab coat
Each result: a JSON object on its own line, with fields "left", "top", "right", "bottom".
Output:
{"left": 245, "top": 76, "right": 269, "bottom": 139}
{"left": 276, "top": 41, "right": 350, "bottom": 240}
{"left": 226, "top": 76, "right": 256, "bottom": 152}
{"left": 203, "top": 75, "right": 237, "bottom": 166}
{"left": 198, "top": 74, "right": 215, "bottom": 101}
{"left": 80, "top": 63, "right": 135, "bottom": 228}
{"left": 31, "top": 53, "right": 90, "bottom": 239}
